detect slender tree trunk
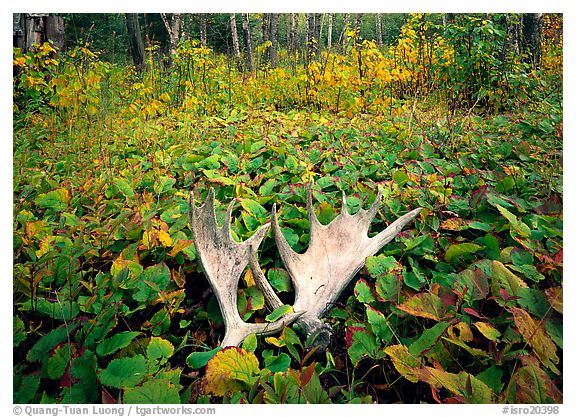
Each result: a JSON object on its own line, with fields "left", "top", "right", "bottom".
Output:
{"left": 506, "top": 14, "right": 522, "bottom": 56}
{"left": 376, "top": 13, "right": 383, "bottom": 48}
{"left": 126, "top": 13, "right": 146, "bottom": 71}
{"left": 319, "top": 13, "right": 325, "bottom": 45}
{"left": 199, "top": 13, "right": 207, "bottom": 47}
{"left": 269, "top": 13, "right": 279, "bottom": 68}
{"left": 242, "top": 13, "right": 254, "bottom": 72}
{"left": 230, "top": 13, "right": 241, "bottom": 59}
{"left": 327, "top": 14, "right": 333, "bottom": 50}
{"left": 160, "top": 13, "right": 181, "bottom": 67}
{"left": 314, "top": 13, "right": 321, "bottom": 50}
{"left": 260, "top": 13, "right": 271, "bottom": 66}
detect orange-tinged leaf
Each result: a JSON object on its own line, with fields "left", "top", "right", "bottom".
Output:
{"left": 544, "top": 287, "right": 562, "bottom": 314}
{"left": 397, "top": 292, "right": 447, "bottom": 321}
{"left": 510, "top": 307, "right": 559, "bottom": 374}
{"left": 203, "top": 347, "right": 261, "bottom": 396}
{"left": 440, "top": 217, "right": 470, "bottom": 231}
{"left": 25, "top": 220, "right": 47, "bottom": 238}
{"left": 168, "top": 239, "right": 193, "bottom": 257}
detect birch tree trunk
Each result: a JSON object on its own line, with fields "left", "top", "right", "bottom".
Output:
{"left": 338, "top": 13, "right": 350, "bottom": 50}
{"left": 242, "top": 13, "right": 254, "bottom": 72}
{"left": 160, "top": 13, "right": 181, "bottom": 67}
{"left": 327, "top": 13, "right": 333, "bottom": 50}
{"left": 230, "top": 13, "right": 241, "bottom": 59}
{"left": 376, "top": 13, "right": 383, "bottom": 48}
{"left": 199, "top": 13, "right": 207, "bottom": 47}
{"left": 126, "top": 13, "right": 146, "bottom": 71}
{"left": 289, "top": 13, "right": 299, "bottom": 55}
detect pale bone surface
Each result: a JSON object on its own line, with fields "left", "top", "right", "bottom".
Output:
{"left": 267, "top": 186, "right": 422, "bottom": 346}
{"left": 189, "top": 188, "right": 302, "bottom": 347}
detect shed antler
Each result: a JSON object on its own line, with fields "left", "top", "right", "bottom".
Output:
{"left": 189, "top": 188, "right": 302, "bottom": 347}
{"left": 265, "top": 186, "right": 422, "bottom": 348}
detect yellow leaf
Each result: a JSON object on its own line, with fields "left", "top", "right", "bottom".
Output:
{"left": 447, "top": 321, "right": 473, "bottom": 342}
{"left": 384, "top": 344, "right": 422, "bottom": 383}
{"left": 473, "top": 322, "right": 501, "bottom": 341}
{"left": 491, "top": 261, "right": 527, "bottom": 304}
{"left": 243, "top": 268, "right": 255, "bottom": 287}
{"left": 439, "top": 217, "right": 469, "bottom": 231}
{"left": 157, "top": 229, "right": 172, "bottom": 247}
{"left": 35, "top": 236, "right": 54, "bottom": 258}
{"left": 510, "top": 307, "right": 559, "bottom": 374}
{"left": 141, "top": 230, "right": 154, "bottom": 249}
{"left": 418, "top": 368, "right": 495, "bottom": 403}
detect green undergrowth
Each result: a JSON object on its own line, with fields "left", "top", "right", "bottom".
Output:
{"left": 13, "top": 46, "right": 562, "bottom": 403}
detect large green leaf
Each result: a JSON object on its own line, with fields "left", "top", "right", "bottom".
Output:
{"left": 99, "top": 355, "right": 147, "bottom": 389}
{"left": 348, "top": 330, "right": 380, "bottom": 366}
{"left": 366, "top": 306, "right": 391, "bottom": 343}
{"left": 133, "top": 262, "right": 171, "bottom": 302}
{"left": 186, "top": 347, "right": 222, "bottom": 369}
{"left": 445, "top": 242, "right": 482, "bottom": 263}
{"left": 355, "top": 279, "right": 375, "bottom": 304}
{"left": 96, "top": 331, "right": 142, "bottom": 356}
{"left": 267, "top": 268, "right": 292, "bottom": 293}
{"left": 409, "top": 321, "right": 451, "bottom": 357}
{"left": 26, "top": 321, "right": 80, "bottom": 362}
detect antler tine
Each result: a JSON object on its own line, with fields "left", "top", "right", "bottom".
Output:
{"left": 306, "top": 185, "right": 322, "bottom": 230}
{"left": 249, "top": 248, "right": 284, "bottom": 312}
{"left": 340, "top": 190, "right": 350, "bottom": 218}
{"left": 189, "top": 189, "right": 299, "bottom": 347}
{"left": 365, "top": 207, "right": 422, "bottom": 256}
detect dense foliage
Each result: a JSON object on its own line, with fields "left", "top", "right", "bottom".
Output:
{"left": 13, "top": 13, "right": 562, "bottom": 404}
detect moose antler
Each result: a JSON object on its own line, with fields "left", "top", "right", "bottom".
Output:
{"left": 189, "top": 188, "right": 303, "bottom": 347}
{"left": 261, "top": 186, "right": 422, "bottom": 348}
